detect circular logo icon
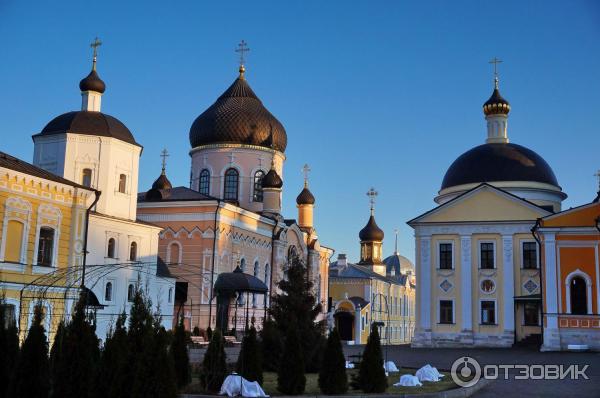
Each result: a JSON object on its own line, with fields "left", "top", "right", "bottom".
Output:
{"left": 451, "top": 356, "right": 481, "bottom": 387}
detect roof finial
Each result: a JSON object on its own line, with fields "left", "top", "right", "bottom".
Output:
{"left": 594, "top": 170, "right": 600, "bottom": 192}
{"left": 236, "top": 40, "right": 250, "bottom": 78}
{"left": 489, "top": 57, "right": 502, "bottom": 89}
{"left": 160, "top": 148, "right": 169, "bottom": 175}
{"left": 394, "top": 228, "right": 399, "bottom": 254}
{"left": 90, "top": 37, "right": 102, "bottom": 71}
{"left": 366, "top": 187, "right": 378, "bottom": 216}
{"left": 302, "top": 163, "right": 311, "bottom": 188}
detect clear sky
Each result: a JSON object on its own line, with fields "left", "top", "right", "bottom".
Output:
{"left": 1, "top": 1, "right": 599, "bottom": 263}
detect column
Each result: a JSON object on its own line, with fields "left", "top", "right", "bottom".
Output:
{"left": 460, "top": 235, "right": 472, "bottom": 331}
{"left": 542, "top": 234, "right": 560, "bottom": 351}
{"left": 419, "top": 236, "right": 431, "bottom": 330}
{"left": 502, "top": 235, "right": 515, "bottom": 332}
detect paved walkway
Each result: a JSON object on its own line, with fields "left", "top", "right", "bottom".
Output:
{"left": 344, "top": 345, "right": 600, "bottom": 398}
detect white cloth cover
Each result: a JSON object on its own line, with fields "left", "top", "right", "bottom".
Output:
{"left": 394, "top": 374, "right": 422, "bottom": 387}
{"left": 345, "top": 361, "right": 355, "bottom": 369}
{"left": 219, "top": 374, "right": 269, "bottom": 397}
{"left": 384, "top": 361, "right": 399, "bottom": 372}
{"left": 416, "top": 364, "right": 444, "bottom": 382}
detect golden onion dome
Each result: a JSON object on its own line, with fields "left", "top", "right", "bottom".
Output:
{"left": 483, "top": 78, "right": 510, "bottom": 116}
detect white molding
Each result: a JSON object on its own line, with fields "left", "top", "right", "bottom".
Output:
{"left": 502, "top": 235, "right": 515, "bottom": 330}
{"left": 565, "top": 269, "right": 593, "bottom": 315}
{"left": 166, "top": 240, "right": 183, "bottom": 264}
{"left": 0, "top": 197, "right": 32, "bottom": 263}
{"left": 419, "top": 237, "right": 431, "bottom": 329}
{"left": 415, "top": 222, "right": 534, "bottom": 237}
{"left": 460, "top": 235, "right": 472, "bottom": 330}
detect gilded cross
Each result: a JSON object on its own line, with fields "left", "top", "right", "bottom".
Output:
{"left": 90, "top": 37, "right": 102, "bottom": 61}
{"left": 366, "top": 187, "right": 378, "bottom": 214}
{"left": 302, "top": 163, "right": 311, "bottom": 187}
{"left": 489, "top": 57, "right": 502, "bottom": 77}
{"left": 236, "top": 40, "right": 250, "bottom": 67}
{"left": 160, "top": 148, "right": 169, "bottom": 172}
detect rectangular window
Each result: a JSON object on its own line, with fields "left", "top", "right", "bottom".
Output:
{"left": 522, "top": 242, "right": 538, "bottom": 269}
{"left": 37, "top": 227, "right": 55, "bottom": 266}
{"left": 118, "top": 174, "right": 127, "bottom": 194}
{"left": 439, "top": 300, "right": 453, "bottom": 324}
{"left": 439, "top": 243, "right": 453, "bottom": 269}
{"left": 480, "top": 242, "right": 495, "bottom": 269}
{"left": 481, "top": 301, "right": 496, "bottom": 325}
{"left": 523, "top": 302, "right": 540, "bottom": 326}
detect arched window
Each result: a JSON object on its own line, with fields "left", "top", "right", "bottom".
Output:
{"left": 118, "top": 174, "right": 127, "bottom": 194}
{"left": 223, "top": 168, "right": 239, "bottom": 201}
{"left": 107, "top": 238, "right": 116, "bottom": 258}
{"left": 570, "top": 276, "right": 588, "bottom": 315}
{"left": 168, "top": 242, "right": 181, "bottom": 265}
{"left": 168, "top": 287, "right": 174, "bottom": 303}
{"left": 129, "top": 242, "right": 137, "bottom": 261}
{"left": 127, "top": 284, "right": 135, "bottom": 302}
{"left": 37, "top": 227, "right": 55, "bottom": 266}
{"left": 105, "top": 282, "right": 113, "bottom": 302}
{"left": 199, "top": 169, "right": 210, "bottom": 195}
{"left": 82, "top": 168, "right": 92, "bottom": 187}
{"left": 253, "top": 261, "right": 260, "bottom": 307}
{"left": 253, "top": 170, "right": 265, "bottom": 202}
{"left": 288, "top": 245, "right": 298, "bottom": 265}
{"left": 5, "top": 220, "right": 25, "bottom": 263}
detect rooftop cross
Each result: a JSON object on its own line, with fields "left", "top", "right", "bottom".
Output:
{"left": 160, "top": 148, "right": 169, "bottom": 174}
{"left": 394, "top": 228, "right": 399, "bottom": 254}
{"left": 90, "top": 37, "right": 102, "bottom": 69}
{"left": 594, "top": 170, "right": 600, "bottom": 191}
{"left": 302, "top": 163, "right": 311, "bottom": 187}
{"left": 235, "top": 40, "right": 250, "bottom": 77}
{"left": 489, "top": 57, "right": 503, "bottom": 88}
{"left": 366, "top": 187, "right": 378, "bottom": 215}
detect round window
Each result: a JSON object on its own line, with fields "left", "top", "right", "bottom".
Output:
{"left": 480, "top": 279, "right": 495, "bottom": 294}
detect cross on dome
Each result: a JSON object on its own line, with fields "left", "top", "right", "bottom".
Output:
{"left": 90, "top": 37, "right": 102, "bottom": 69}
{"left": 160, "top": 148, "right": 169, "bottom": 173}
{"left": 489, "top": 57, "right": 503, "bottom": 88}
{"left": 236, "top": 40, "right": 250, "bottom": 77}
{"left": 366, "top": 187, "right": 378, "bottom": 215}
{"left": 302, "top": 163, "right": 311, "bottom": 187}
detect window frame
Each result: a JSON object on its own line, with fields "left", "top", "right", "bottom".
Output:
{"left": 480, "top": 299, "right": 497, "bottom": 325}
{"left": 252, "top": 170, "right": 265, "bottom": 202}
{"left": 127, "top": 283, "right": 136, "bottom": 302}
{"left": 82, "top": 168, "right": 93, "bottom": 188}
{"left": 36, "top": 226, "right": 55, "bottom": 267}
{"left": 438, "top": 299, "right": 454, "bottom": 324}
{"left": 521, "top": 241, "right": 538, "bottom": 269}
{"left": 129, "top": 241, "right": 138, "bottom": 262}
{"left": 117, "top": 173, "right": 127, "bottom": 194}
{"left": 107, "top": 237, "right": 116, "bottom": 259}
{"left": 523, "top": 301, "right": 540, "bottom": 326}
{"left": 198, "top": 169, "right": 210, "bottom": 195}
{"left": 437, "top": 241, "right": 454, "bottom": 270}
{"left": 223, "top": 168, "right": 239, "bottom": 201}
{"left": 105, "top": 281, "right": 114, "bottom": 302}
{"left": 478, "top": 241, "right": 496, "bottom": 269}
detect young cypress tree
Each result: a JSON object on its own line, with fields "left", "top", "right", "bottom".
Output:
{"left": 269, "top": 255, "right": 324, "bottom": 372}
{"left": 95, "top": 311, "right": 129, "bottom": 398}
{"left": 171, "top": 315, "right": 191, "bottom": 389}
{"left": 10, "top": 304, "right": 50, "bottom": 398}
{"left": 236, "top": 325, "right": 262, "bottom": 384}
{"left": 0, "top": 298, "right": 19, "bottom": 398}
{"left": 201, "top": 328, "right": 227, "bottom": 393}
{"left": 49, "top": 320, "right": 67, "bottom": 397}
{"left": 277, "top": 324, "right": 305, "bottom": 395}
{"left": 358, "top": 324, "right": 387, "bottom": 393}
{"left": 259, "top": 318, "right": 282, "bottom": 372}
{"left": 51, "top": 294, "right": 100, "bottom": 398}
{"left": 318, "top": 328, "right": 348, "bottom": 395}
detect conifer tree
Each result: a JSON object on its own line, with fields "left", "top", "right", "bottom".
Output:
{"left": 171, "top": 315, "right": 191, "bottom": 389}
{"left": 49, "top": 320, "right": 66, "bottom": 396}
{"left": 0, "top": 298, "right": 19, "bottom": 398}
{"left": 10, "top": 304, "right": 50, "bottom": 398}
{"left": 259, "top": 318, "right": 282, "bottom": 372}
{"left": 318, "top": 328, "right": 348, "bottom": 395}
{"left": 201, "top": 328, "right": 227, "bottom": 392}
{"left": 277, "top": 324, "right": 305, "bottom": 395}
{"left": 269, "top": 255, "right": 324, "bottom": 371}
{"left": 236, "top": 325, "right": 263, "bottom": 384}
{"left": 94, "top": 311, "right": 129, "bottom": 398}
{"left": 358, "top": 324, "right": 387, "bottom": 393}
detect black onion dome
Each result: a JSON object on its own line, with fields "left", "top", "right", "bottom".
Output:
{"left": 35, "top": 111, "right": 139, "bottom": 146}
{"left": 79, "top": 69, "right": 106, "bottom": 94}
{"left": 483, "top": 85, "right": 510, "bottom": 115}
{"left": 296, "top": 187, "right": 315, "bottom": 205}
{"left": 152, "top": 172, "right": 172, "bottom": 190}
{"left": 262, "top": 168, "right": 283, "bottom": 189}
{"left": 189, "top": 77, "right": 287, "bottom": 152}
{"left": 441, "top": 143, "right": 559, "bottom": 190}
{"left": 359, "top": 215, "right": 384, "bottom": 242}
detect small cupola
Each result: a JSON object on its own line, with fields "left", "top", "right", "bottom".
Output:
{"left": 358, "top": 188, "right": 385, "bottom": 275}
{"left": 145, "top": 149, "right": 172, "bottom": 201}
{"left": 296, "top": 164, "right": 315, "bottom": 231}
{"left": 262, "top": 156, "right": 283, "bottom": 216}
{"left": 80, "top": 37, "right": 105, "bottom": 112}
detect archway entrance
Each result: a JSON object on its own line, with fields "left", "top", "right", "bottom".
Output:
{"left": 334, "top": 311, "right": 354, "bottom": 341}
{"left": 570, "top": 276, "right": 587, "bottom": 315}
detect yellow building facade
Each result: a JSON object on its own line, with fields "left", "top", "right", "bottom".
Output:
{"left": 0, "top": 152, "right": 96, "bottom": 341}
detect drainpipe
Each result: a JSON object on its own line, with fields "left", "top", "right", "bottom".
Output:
{"left": 531, "top": 218, "right": 544, "bottom": 346}
{"left": 267, "top": 218, "right": 278, "bottom": 318}
{"left": 208, "top": 199, "right": 222, "bottom": 329}
{"left": 81, "top": 190, "right": 101, "bottom": 288}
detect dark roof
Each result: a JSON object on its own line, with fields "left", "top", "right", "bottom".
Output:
{"left": 359, "top": 215, "right": 384, "bottom": 241}
{"left": 262, "top": 168, "right": 283, "bottom": 189}
{"left": 382, "top": 253, "right": 414, "bottom": 275}
{"left": 79, "top": 69, "right": 106, "bottom": 93}
{"left": 138, "top": 186, "right": 213, "bottom": 202}
{"left": 189, "top": 76, "right": 287, "bottom": 152}
{"left": 34, "top": 111, "right": 139, "bottom": 147}
{"left": 483, "top": 86, "right": 510, "bottom": 115}
{"left": 296, "top": 186, "right": 315, "bottom": 205}
{"left": 0, "top": 151, "right": 96, "bottom": 191}
{"left": 441, "top": 143, "right": 559, "bottom": 190}
{"left": 214, "top": 266, "right": 268, "bottom": 294}
{"left": 152, "top": 172, "right": 172, "bottom": 190}
{"left": 330, "top": 262, "right": 408, "bottom": 286}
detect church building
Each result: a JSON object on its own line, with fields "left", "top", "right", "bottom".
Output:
{"left": 136, "top": 49, "right": 333, "bottom": 332}
{"left": 409, "top": 66, "right": 565, "bottom": 348}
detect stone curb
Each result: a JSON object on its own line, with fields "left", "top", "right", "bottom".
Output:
{"left": 180, "top": 378, "right": 491, "bottom": 398}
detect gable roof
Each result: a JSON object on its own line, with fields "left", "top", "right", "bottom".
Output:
{"left": 540, "top": 201, "right": 600, "bottom": 228}
{"left": 330, "top": 262, "right": 408, "bottom": 286}
{"left": 408, "top": 183, "right": 551, "bottom": 225}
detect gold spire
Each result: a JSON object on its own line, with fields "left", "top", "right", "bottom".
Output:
{"left": 236, "top": 40, "right": 250, "bottom": 79}
{"left": 90, "top": 37, "right": 102, "bottom": 71}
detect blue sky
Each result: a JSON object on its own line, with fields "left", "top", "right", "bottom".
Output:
{"left": 1, "top": 1, "right": 599, "bottom": 262}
